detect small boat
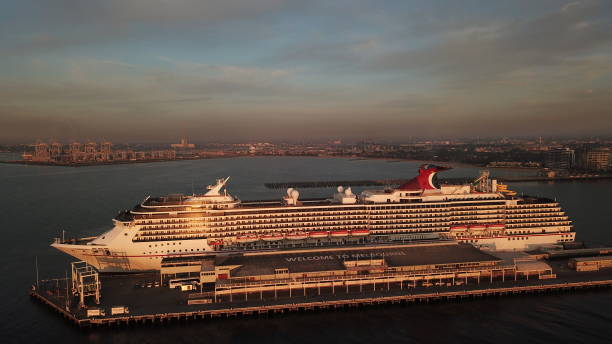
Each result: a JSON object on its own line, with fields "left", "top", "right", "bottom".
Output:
{"left": 330, "top": 230, "right": 349, "bottom": 237}
{"left": 350, "top": 229, "right": 370, "bottom": 237}
{"left": 260, "top": 233, "right": 284, "bottom": 241}
{"left": 450, "top": 225, "right": 468, "bottom": 232}
{"left": 207, "top": 239, "right": 224, "bottom": 246}
{"left": 309, "top": 231, "right": 329, "bottom": 239}
{"left": 236, "top": 235, "right": 258, "bottom": 243}
{"left": 285, "top": 232, "right": 308, "bottom": 240}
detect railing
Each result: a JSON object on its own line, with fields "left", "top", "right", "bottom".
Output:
{"left": 215, "top": 264, "right": 509, "bottom": 290}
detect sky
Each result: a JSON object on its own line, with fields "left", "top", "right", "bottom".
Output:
{"left": 0, "top": 0, "right": 611, "bottom": 143}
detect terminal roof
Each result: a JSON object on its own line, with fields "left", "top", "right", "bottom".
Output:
{"left": 216, "top": 243, "right": 501, "bottom": 278}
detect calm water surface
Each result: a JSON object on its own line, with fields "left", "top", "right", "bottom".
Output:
{"left": 1, "top": 157, "right": 611, "bottom": 343}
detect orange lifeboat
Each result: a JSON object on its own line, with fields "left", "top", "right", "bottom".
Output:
{"left": 260, "top": 233, "right": 284, "bottom": 241}
{"left": 450, "top": 225, "right": 468, "bottom": 232}
{"left": 236, "top": 235, "right": 258, "bottom": 243}
{"left": 350, "top": 229, "right": 370, "bottom": 237}
{"left": 208, "top": 239, "right": 224, "bottom": 246}
{"left": 469, "top": 224, "right": 487, "bottom": 231}
{"left": 330, "top": 230, "right": 349, "bottom": 237}
{"left": 309, "top": 231, "right": 329, "bottom": 239}
{"left": 285, "top": 232, "right": 308, "bottom": 240}
{"left": 487, "top": 223, "right": 505, "bottom": 229}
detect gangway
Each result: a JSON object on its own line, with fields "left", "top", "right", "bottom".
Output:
{"left": 71, "top": 261, "right": 101, "bottom": 307}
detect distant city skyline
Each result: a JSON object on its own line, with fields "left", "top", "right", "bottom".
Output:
{"left": 6, "top": 134, "right": 612, "bottom": 146}
{"left": 1, "top": 0, "right": 612, "bottom": 143}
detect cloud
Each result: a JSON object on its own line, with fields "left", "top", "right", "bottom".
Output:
{"left": 1, "top": 0, "right": 296, "bottom": 56}
{"left": 562, "top": 1, "right": 582, "bottom": 12}
{"left": 1, "top": 1, "right": 612, "bottom": 142}
{"left": 366, "top": 0, "right": 612, "bottom": 81}
{"left": 0, "top": 57, "right": 298, "bottom": 105}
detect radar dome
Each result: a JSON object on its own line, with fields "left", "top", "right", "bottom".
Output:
{"left": 337, "top": 186, "right": 344, "bottom": 193}
{"left": 287, "top": 188, "right": 294, "bottom": 196}
{"left": 345, "top": 187, "right": 353, "bottom": 195}
{"left": 290, "top": 189, "right": 300, "bottom": 200}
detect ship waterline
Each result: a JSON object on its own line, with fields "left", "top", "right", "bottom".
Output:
{"left": 52, "top": 165, "right": 575, "bottom": 272}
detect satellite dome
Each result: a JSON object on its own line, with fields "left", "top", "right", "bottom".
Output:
{"left": 345, "top": 187, "right": 353, "bottom": 195}
{"left": 291, "top": 189, "right": 300, "bottom": 199}
{"left": 287, "top": 188, "right": 294, "bottom": 196}
{"left": 337, "top": 186, "right": 344, "bottom": 193}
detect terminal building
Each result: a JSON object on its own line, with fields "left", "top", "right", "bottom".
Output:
{"left": 569, "top": 256, "right": 612, "bottom": 272}
{"left": 160, "top": 242, "right": 554, "bottom": 301}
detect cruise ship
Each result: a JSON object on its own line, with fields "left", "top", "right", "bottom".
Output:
{"left": 52, "top": 165, "right": 576, "bottom": 272}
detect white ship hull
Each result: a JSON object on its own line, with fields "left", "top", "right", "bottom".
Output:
{"left": 53, "top": 229, "right": 574, "bottom": 272}
{"left": 52, "top": 225, "right": 214, "bottom": 272}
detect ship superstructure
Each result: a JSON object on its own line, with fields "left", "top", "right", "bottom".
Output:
{"left": 52, "top": 165, "right": 575, "bottom": 272}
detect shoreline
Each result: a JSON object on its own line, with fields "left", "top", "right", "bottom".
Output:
{"left": 2, "top": 156, "right": 609, "bottom": 183}
{"left": 0, "top": 154, "right": 484, "bottom": 169}
{"left": 0, "top": 155, "right": 237, "bottom": 167}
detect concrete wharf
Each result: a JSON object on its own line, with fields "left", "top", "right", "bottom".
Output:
{"left": 30, "top": 277, "right": 612, "bottom": 328}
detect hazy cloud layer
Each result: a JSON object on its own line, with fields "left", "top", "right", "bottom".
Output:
{"left": 1, "top": 0, "right": 611, "bottom": 143}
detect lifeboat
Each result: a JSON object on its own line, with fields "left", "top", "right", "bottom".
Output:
{"left": 236, "top": 235, "right": 258, "bottom": 243}
{"left": 285, "top": 232, "right": 308, "bottom": 240}
{"left": 469, "top": 225, "right": 487, "bottom": 231}
{"left": 450, "top": 225, "right": 468, "bottom": 232}
{"left": 487, "top": 223, "right": 505, "bottom": 229}
{"left": 330, "top": 230, "right": 349, "bottom": 237}
{"left": 350, "top": 229, "right": 370, "bottom": 237}
{"left": 260, "top": 233, "right": 284, "bottom": 241}
{"left": 309, "top": 231, "right": 329, "bottom": 239}
{"left": 208, "top": 239, "right": 224, "bottom": 246}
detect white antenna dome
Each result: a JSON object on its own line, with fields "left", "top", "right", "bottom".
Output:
{"left": 337, "top": 186, "right": 344, "bottom": 193}
{"left": 287, "top": 188, "right": 294, "bottom": 196}
{"left": 345, "top": 187, "right": 353, "bottom": 195}
{"left": 291, "top": 189, "right": 299, "bottom": 200}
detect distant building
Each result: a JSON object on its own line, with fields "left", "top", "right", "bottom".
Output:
{"left": 101, "top": 142, "right": 112, "bottom": 153}
{"left": 585, "top": 150, "right": 610, "bottom": 171}
{"left": 544, "top": 148, "right": 574, "bottom": 170}
{"left": 84, "top": 142, "right": 97, "bottom": 154}
{"left": 50, "top": 142, "right": 62, "bottom": 158}
{"left": 69, "top": 142, "right": 81, "bottom": 153}
{"left": 171, "top": 138, "right": 195, "bottom": 149}
{"left": 31, "top": 143, "right": 50, "bottom": 161}
{"left": 24, "top": 141, "right": 176, "bottom": 164}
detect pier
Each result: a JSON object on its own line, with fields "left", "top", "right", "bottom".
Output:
{"left": 30, "top": 277, "right": 612, "bottom": 328}
{"left": 28, "top": 243, "right": 612, "bottom": 328}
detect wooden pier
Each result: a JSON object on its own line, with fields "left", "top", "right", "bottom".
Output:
{"left": 29, "top": 279, "right": 612, "bottom": 328}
